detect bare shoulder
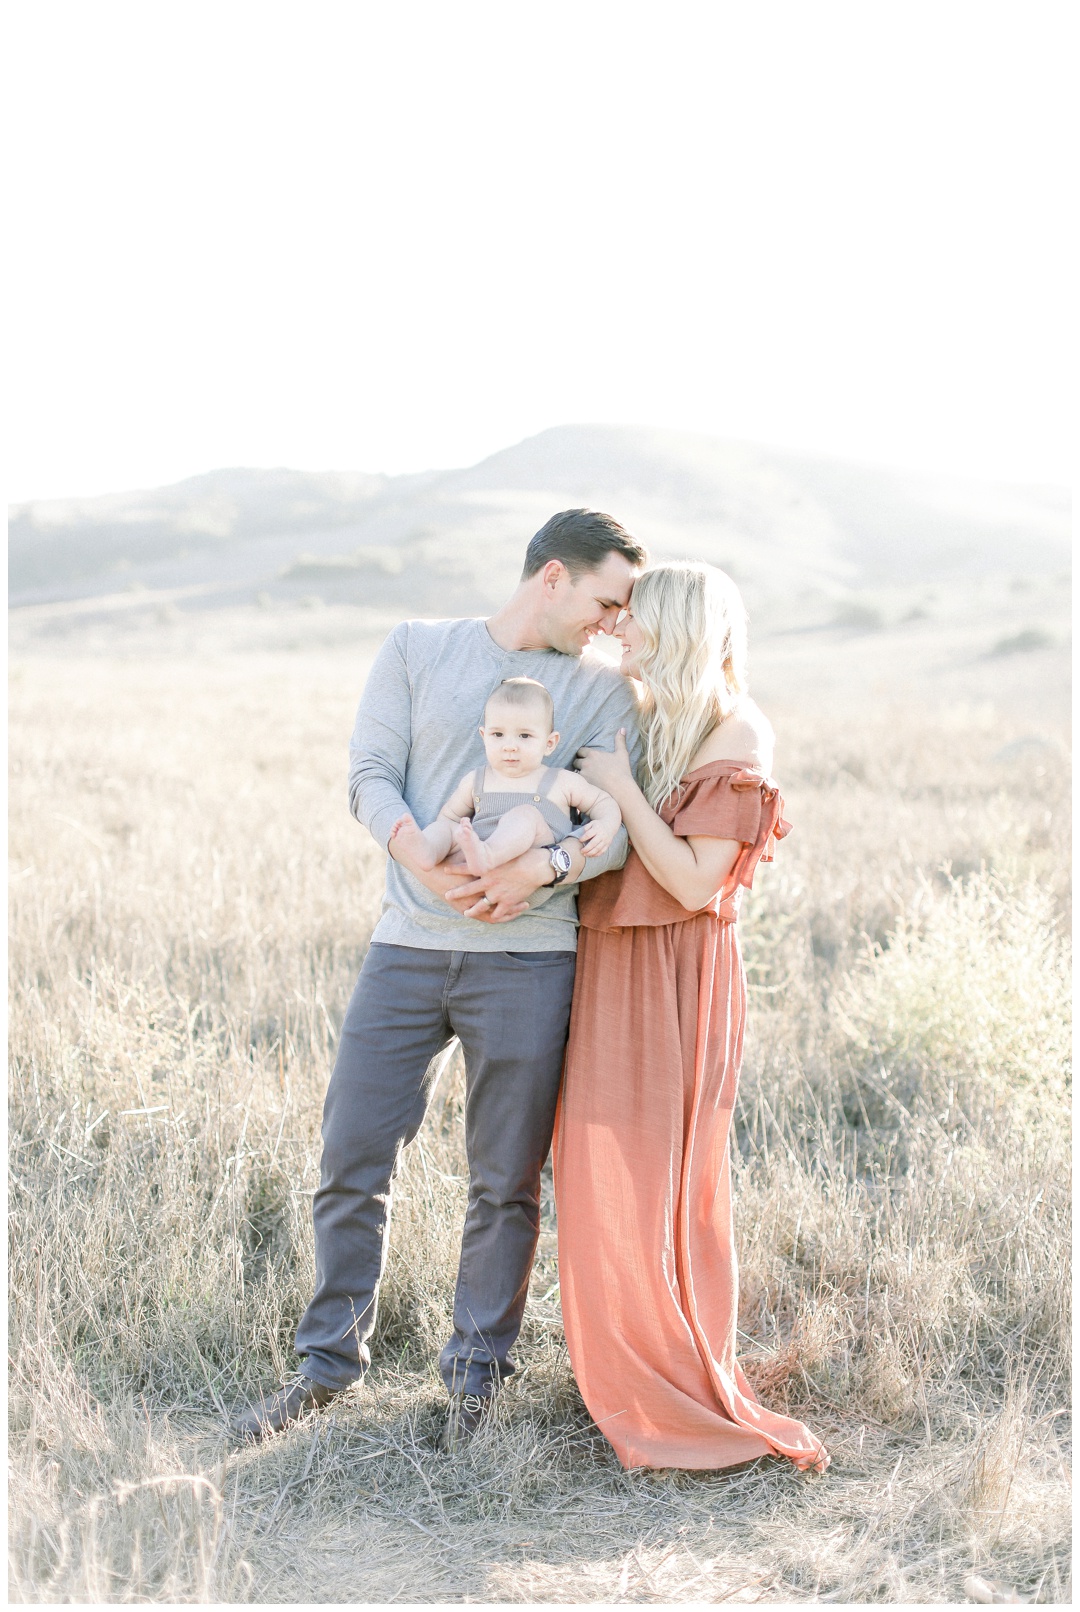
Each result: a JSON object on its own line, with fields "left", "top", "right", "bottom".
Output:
{"left": 692, "top": 696, "right": 775, "bottom": 771}
{"left": 554, "top": 765, "right": 589, "bottom": 793}
{"left": 451, "top": 768, "right": 480, "bottom": 797}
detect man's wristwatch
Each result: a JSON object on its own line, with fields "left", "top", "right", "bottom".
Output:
{"left": 544, "top": 842, "right": 574, "bottom": 887}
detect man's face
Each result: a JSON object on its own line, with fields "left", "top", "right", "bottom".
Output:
{"left": 543, "top": 552, "right": 638, "bottom": 655}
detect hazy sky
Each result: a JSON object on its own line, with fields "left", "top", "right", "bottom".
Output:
{"left": 8, "top": 2, "right": 1074, "bottom": 502}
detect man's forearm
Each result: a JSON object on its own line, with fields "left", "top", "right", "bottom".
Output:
{"left": 540, "top": 836, "right": 588, "bottom": 888}
{"left": 571, "top": 821, "right": 628, "bottom": 882}
{"left": 347, "top": 623, "right": 414, "bottom": 846}
{"left": 352, "top": 775, "right": 410, "bottom": 848}
{"left": 517, "top": 832, "right": 589, "bottom": 898}
{"left": 516, "top": 822, "right": 626, "bottom": 897}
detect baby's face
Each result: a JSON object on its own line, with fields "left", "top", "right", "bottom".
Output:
{"left": 479, "top": 700, "right": 557, "bottom": 778}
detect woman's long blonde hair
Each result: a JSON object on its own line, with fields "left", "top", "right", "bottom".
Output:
{"left": 629, "top": 561, "right": 748, "bottom": 808}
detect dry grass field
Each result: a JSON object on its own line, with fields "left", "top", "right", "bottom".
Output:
{"left": 7, "top": 619, "right": 1071, "bottom": 1604}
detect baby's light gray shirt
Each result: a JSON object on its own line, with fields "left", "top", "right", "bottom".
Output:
{"left": 349, "top": 617, "right": 643, "bottom": 952}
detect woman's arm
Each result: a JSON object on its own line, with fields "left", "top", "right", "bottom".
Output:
{"left": 575, "top": 730, "right": 742, "bottom": 911}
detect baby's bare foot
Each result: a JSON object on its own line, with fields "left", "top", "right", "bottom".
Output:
{"left": 390, "top": 814, "right": 437, "bottom": 871}
{"left": 456, "top": 817, "right": 494, "bottom": 876}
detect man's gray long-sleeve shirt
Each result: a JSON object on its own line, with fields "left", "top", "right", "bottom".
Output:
{"left": 349, "top": 616, "right": 642, "bottom": 952}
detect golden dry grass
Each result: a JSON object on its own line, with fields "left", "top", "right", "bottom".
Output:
{"left": 7, "top": 641, "right": 1071, "bottom": 1603}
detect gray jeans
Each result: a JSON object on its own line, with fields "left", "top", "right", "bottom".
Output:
{"left": 294, "top": 942, "right": 576, "bottom": 1397}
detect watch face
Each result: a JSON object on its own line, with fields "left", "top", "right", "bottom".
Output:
{"left": 549, "top": 845, "right": 573, "bottom": 883}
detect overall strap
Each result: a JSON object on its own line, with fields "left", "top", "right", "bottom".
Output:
{"left": 472, "top": 765, "right": 485, "bottom": 807}
{"left": 535, "top": 765, "right": 559, "bottom": 801}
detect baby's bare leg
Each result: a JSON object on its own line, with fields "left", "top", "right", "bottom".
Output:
{"left": 457, "top": 805, "right": 550, "bottom": 875}
{"left": 390, "top": 814, "right": 455, "bottom": 872}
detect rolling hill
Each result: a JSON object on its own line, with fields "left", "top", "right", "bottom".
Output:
{"left": 9, "top": 426, "right": 1070, "bottom": 624}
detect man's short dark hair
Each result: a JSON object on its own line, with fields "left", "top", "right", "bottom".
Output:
{"left": 521, "top": 509, "right": 647, "bottom": 581}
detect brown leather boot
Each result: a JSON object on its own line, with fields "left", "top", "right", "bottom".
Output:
{"left": 232, "top": 1374, "right": 343, "bottom": 1440}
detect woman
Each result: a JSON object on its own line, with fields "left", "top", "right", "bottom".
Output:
{"left": 554, "top": 561, "right": 827, "bottom": 1473}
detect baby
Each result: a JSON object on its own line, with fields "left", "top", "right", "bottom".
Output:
{"left": 390, "top": 676, "right": 622, "bottom": 880}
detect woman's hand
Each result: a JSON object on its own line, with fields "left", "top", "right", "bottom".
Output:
{"left": 575, "top": 728, "right": 635, "bottom": 797}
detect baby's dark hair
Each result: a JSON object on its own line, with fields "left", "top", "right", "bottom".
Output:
{"left": 483, "top": 677, "right": 555, "bottom": 731}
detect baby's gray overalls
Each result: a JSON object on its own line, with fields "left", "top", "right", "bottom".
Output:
{"left": 468, "top": 763, "right": 575, "bottom": 844}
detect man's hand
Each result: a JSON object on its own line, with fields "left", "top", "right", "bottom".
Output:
{"left": 445, "top": 845, "right": 552, "bottom": 922}
{"left": 390, "top": 838, "right": 544, "bottom": 922}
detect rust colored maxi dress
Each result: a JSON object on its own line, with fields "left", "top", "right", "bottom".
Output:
{"left": 553, "top": 761, "right": 828, "bottom": 1473}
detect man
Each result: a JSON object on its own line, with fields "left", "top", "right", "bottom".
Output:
{"left": 235, "top": 509, "right": 646, "bottom": 1444}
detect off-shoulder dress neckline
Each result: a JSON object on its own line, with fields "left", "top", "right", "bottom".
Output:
{"left": 680, "top": 757, "right": 768, "bottom": 781}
